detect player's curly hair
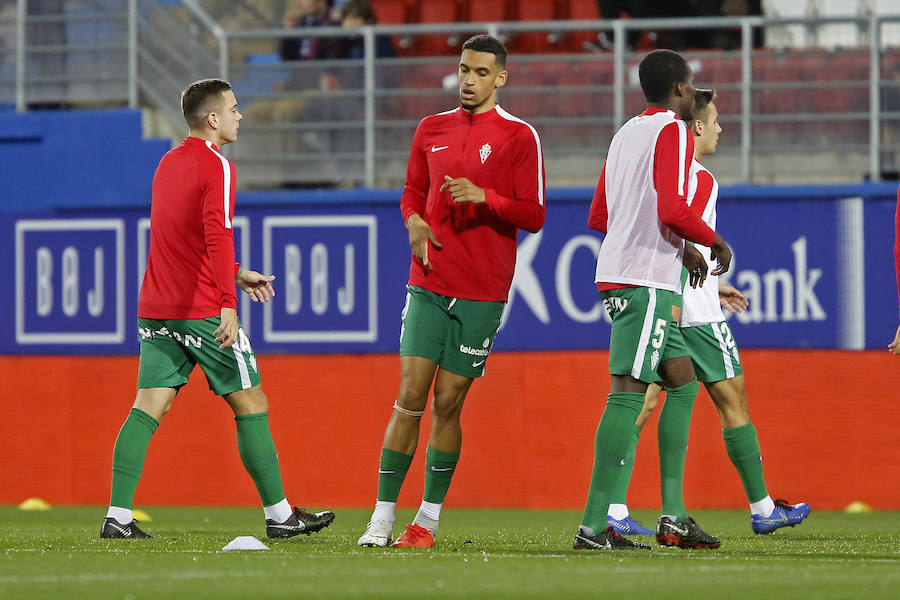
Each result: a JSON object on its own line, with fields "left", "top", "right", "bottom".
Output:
{"left": 181, "top": 78, "right": 232, "bottom": 129}
{"left": 462, "top": 34, "right": 507, "bottom": 67}
{"left": 639, "top": 49, "right": 690, "bottom": 103}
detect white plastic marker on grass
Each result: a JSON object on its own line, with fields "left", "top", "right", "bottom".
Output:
{"left": 222, "top": 536, "right": 269, "bottom": 551}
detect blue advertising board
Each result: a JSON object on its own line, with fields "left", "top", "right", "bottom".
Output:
{"left": 0, "top": 186, "right": 895, "bottom": 354}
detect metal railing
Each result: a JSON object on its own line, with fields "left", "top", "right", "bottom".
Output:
{"left": 4, "top": 4, "right": 900, "bottom": 188}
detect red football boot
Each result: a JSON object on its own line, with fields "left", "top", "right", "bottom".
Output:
{"left": 392, "top": 523, "right": 435, "bottom": 548}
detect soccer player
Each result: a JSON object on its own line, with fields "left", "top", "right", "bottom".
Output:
{"left": 575, "top": 49, "right": 733, "bottom": 551}
{"left": 607, "top": 89, "right": 811, "bottom": 537}
{"left": 356, "top": 34, "right": 545, "bottom": 549}
{"left": 100, "top": 79, "right": 334, "bottom": 540}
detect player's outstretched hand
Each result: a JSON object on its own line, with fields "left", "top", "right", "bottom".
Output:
{"left": 406, "top": 213, "right": 441, "bottom": 270}
{"left": 889, "top": 324, "right": 900, "bottom": 355}
{"left": 718, "top": 283, "right": 749, "bottom": 313}
{"left": 710, "top": 233, "right": 733, "bottom": 276}
{"left": 214, "top": 307, "right": 239, "bottom": 349}
{"left": 238, "top": 270, "right": 276, "bottom": 303}
{"left": 683, "top": 243, "right": 708, "bottom": 288}
{"left": 441, "top": 175, "right": 486, "bottom": 204}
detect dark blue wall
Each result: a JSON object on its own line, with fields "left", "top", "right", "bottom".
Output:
{"left": 0, "top": 109, "right": 170, "bottom": 213}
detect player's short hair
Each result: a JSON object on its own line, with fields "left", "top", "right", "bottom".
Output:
{"left": 639, "top": 49, "right": 690, "bottom": 103}
{"left": 462, "top": 34, "right": 507, "bottom": 67}
{"left": 342, "top": 0, "right": 377, "bottom": 23}
{"left": 693, "top": 88, "right": 717, "bottom": 121}
{"left": 181, "top": 78, "right": 232, "bottom": 129}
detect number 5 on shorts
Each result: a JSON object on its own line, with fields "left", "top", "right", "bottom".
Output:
{"left": 651, "top": 318, "right": 666, "bottom": 349}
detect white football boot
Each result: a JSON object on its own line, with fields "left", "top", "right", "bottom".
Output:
{"left": 357, "top": 519, "right": 394, "bottom": 547}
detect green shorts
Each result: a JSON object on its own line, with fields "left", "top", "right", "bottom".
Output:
{"left": 681, "top": 321, "right": 743, "bottom": 383}
{"left": 399, "top": 285, "right": 505, "bottom": 378}
{"left": 602, "top": 287, "right": 680, "bottom": 383}
{"left": 136, "top": 317, "right": 261, "bottom": 395}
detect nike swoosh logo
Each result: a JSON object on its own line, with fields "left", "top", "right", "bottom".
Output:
{"left": 757, "top": 514, "right": 788, "bottom": 524}
{"left": 576, "top": 533, "right": 611, "bottom": 549}
{"left": 270, "top": 523, "right": 305, "bottom": 530}
{"left": 378, "top": 469, "right": 396, "bottom": 474}
{"left": 108, "top": 522, "right": 131, "bottom": 537}
{"left": 431, "top": 145, "right": 449, "bottom": 152}
{"left": 430, "top": 466, "right": 454, "bottom": 472}
{"left": 668, "top": 525, "right": 689, "bottom": 536}
{"left": 472, "top": 360, "right": 485, "bottom": 367}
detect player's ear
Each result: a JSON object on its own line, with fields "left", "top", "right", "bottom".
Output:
{"left": 207, "top": 111, "right": 218, "bottom": 130}
{"left": 494, "top": 68, "right": 507, "bottom": 89}
{"left": 692, "top": 118, "right": 703, "bottom": 137}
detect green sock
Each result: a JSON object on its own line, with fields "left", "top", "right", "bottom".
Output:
{"left": 608, "top": 424, "right": 641, "bottom": 506}
{"left": 377, "top": 447, "right": 414, "bottom": 502}
{"left": 423, "top": 445, "right": 460, "bottom": 504}
{"left": 723, "top": 422, "right": 768, "bottom": 503}
{"left": 235, "top": 412, "right": 285, "bottom": 506}
{"left": 109, "top": 408, "right": 158, "bottom": 509}
{"left": 581, "top": 392, "right": 644, "bottom": 532}
{"left": 658, "top": 379, "right": 698, "bottom": 522}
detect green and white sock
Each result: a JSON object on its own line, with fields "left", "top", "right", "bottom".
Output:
{"left": 235, "top": 412, "right": 286, "bottom": 507}
{"left": 109, "top": 408, "right": 158, "bottom": 512}
{"left": 415, "top": 446, "right": 460, "bottom": 533}
{"left": 723, "top": 422, "right": 771, "bottom": 515}
{"left": 581, "top": 392, "right": 644, "bottom": 532}
{"left": 658, "top": 380, "right": 698, "bottom": 522}
{"left": 263, "top": 498, "right": 293, "bottom": 523}
{"left": 413, "top": 500, "right": 442, "bottom": 533}
{"left": 377, "top": 447, "right": 414, "bottom": 502}
{"left": 607, "top": 424, "right": 641, "bottom": 517}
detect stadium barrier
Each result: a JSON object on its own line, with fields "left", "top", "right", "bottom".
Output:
{"left": 5, "top": 2, "right": 900, "bottom": 187}
{"left": 3, "top": 185, "right": 897, "bottom": 354}
{"left": 0, "top": 349, "right": 897, "bottom": 510}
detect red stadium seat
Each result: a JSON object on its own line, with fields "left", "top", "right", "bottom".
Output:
{"left": 373, "top": 0, "right": 413, "bottom": 55}
{"left": 564, "top": 0, "right": 601, "bottom": 52}
{"left": 510, "top": 0, "right": 564, "bottom": 54}
{"left": 415, "top": 0, "right": 461, "bottom": 55}
{"left": 372, "top": 0, "right": 408, "bottom": 23}
{"left": 418, "top": 0, "right": 458, "bottom": 22}
{"left": 466, "top": 0, "right": 511, "bottom": 23}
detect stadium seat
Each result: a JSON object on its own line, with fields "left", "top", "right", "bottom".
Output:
{"left": 372, "top": 0, "right": 413, "bottom": 55}
{"left": 415, "top": 0, "right": 461, "bottom": 55}
{"left": 466, "top": 0, "right": 511, "bottom": 23}
{"left": 564, "top": 0, "right": 601, "bottom": 52}
{"left": 372, "top": 0, "right": 408, "bottom": 23}
{"left": 510, "top": 0, "right": 563, "bottom": 54}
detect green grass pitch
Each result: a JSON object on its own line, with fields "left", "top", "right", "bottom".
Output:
{"left": 1, "top": 506, "right": 898, "bottom": 599}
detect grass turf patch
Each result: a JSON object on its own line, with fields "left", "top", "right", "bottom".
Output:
{"left": 1, "top": 506, "right": 898, "bottom": 599}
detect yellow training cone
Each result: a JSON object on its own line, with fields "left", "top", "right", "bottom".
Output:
{"left": 132, "top": 509, "right": 152, "bottom": 522}
{"left": 843, "top": 501, "right": 873, "bottom": 513}
{"left": 18, "top": 498, "right": 51, "bottom": 511}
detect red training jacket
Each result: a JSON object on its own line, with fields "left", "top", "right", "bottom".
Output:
{"left": 138, "top": 136, "right": 240, "bottom": 319}
{"left": 400, "top": 105, "right": 546, "bottom": 301}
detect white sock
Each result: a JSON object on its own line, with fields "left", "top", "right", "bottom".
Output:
{"left": 263, "top": 498, "right": 292, "bottom": 523}
{"left": 750, "top": 495, "right": 775, "bottom": 518}
{"left": 371, "top": 500, "right": 396, "bottom": 523}
{"left": 578, "top": 525, "right": 595, "bottom": 536}
{"left": 607, "top": 503, "right": 629, "bottom": 520}
{"left": 106, "top": 506, "right": 133, "bottom": 525}
{"left": 413, "top": 500, "right": 441, "bottom": 533}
